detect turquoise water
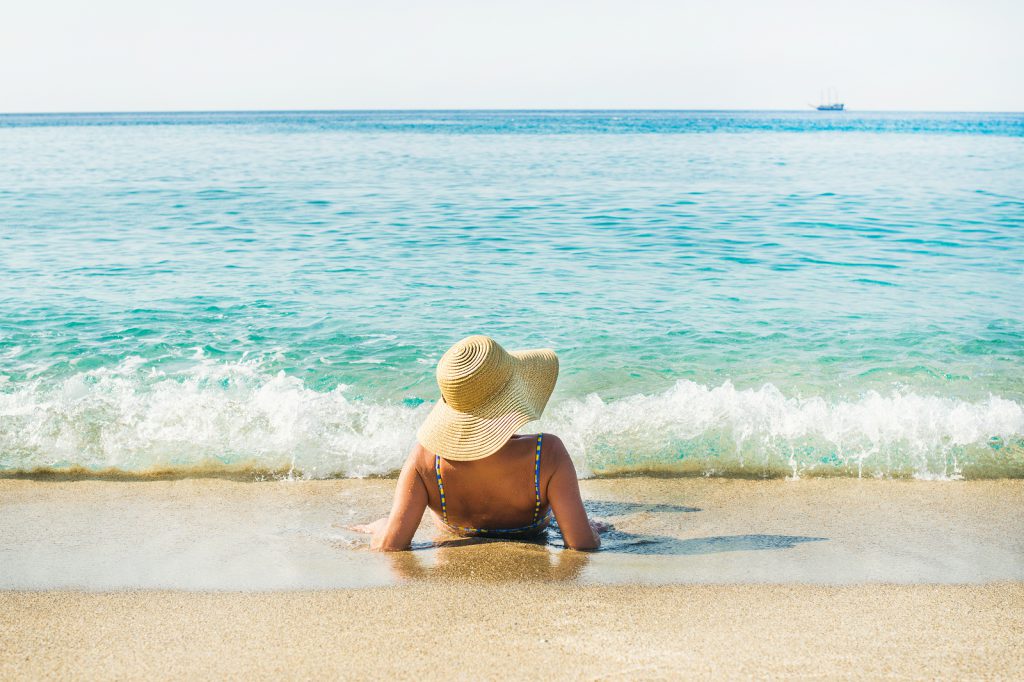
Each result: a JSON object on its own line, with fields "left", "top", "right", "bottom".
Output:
{"left": 1, "top": 111, "right": 1022, "bottom": 478}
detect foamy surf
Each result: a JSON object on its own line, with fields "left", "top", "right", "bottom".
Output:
{"left": 1, "top": 360, "right": 1021, "bottom": 480}
{"left": 546, "top": 381, "right": 1024, "bottom": 479}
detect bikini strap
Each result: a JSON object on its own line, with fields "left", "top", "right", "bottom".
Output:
{"left": 533, "top": 433, "right": 543, "bottom": 523}
{"left": 434, "top": 453, "right": 448, "bottom": 524}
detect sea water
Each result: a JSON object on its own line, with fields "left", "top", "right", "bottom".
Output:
{"left": 1, "top": 111, "right": 1022, "bottom": 479}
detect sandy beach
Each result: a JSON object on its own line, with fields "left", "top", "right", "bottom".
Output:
{"left": 3, "top": 583, "right": 1022, "bottom": 680}
{"left": 2, "top": 477, "right": 1022, "bottom": 678}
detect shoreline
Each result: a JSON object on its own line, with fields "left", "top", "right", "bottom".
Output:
{"left": 2, "top": 478, "right": 1021, "bottom": 589}
{"left": 4, "top": 466, "right": 1022, "bottom": 481}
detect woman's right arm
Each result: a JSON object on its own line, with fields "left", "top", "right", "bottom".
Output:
{"left": 545, "top": 436, "right": 600, "bottom": 551}
{"left": 370, "top": 446, "right": 429, "bottom": 551}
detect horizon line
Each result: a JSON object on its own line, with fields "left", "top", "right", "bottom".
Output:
{"left": 2, "top": 107, "right": 1023, "bottom": 117}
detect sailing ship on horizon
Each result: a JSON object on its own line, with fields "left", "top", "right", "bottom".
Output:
{"left": 814, "top": 88, "right": 845, "bottom": 111}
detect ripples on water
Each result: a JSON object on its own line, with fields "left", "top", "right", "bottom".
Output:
{"left": 0, "top": 111, "right": 1022, "bottom": 478}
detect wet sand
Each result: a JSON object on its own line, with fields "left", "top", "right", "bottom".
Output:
{"left": 1, "top": 478, "right": 1022, "bottom": 588}
{"left": 1, "top": 478, "right": 1022, "bottom": 678}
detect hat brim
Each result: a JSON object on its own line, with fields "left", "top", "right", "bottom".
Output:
{"left": 416, "top": 348, "right": 559, "bottom": 461}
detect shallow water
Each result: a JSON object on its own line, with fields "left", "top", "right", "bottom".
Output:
{"left": 1, "top": 479, "right": 1020, "bottom": 589}
{"left": 1, "top": 111, "right": 1022, "bottom": 478}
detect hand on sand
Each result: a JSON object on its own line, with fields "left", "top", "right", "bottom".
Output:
{"left": 345, "top": 517, "right": 388, "bottom": 535}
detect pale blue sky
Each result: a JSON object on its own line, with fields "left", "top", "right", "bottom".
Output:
{"left": 1, "top": 0, "right": 1021, "bottom": 112}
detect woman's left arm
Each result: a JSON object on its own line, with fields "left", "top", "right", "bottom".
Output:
{"left": 363, "top": 447, "right": 428, "bottom": 551}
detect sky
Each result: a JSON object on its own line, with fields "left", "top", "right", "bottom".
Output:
{"left": 1, "top": 0, "right": 1021, "bottom": 112}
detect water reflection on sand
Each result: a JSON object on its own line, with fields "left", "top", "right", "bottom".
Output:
{"left": 388, "top": 540, "right": 592, "bottom": 583}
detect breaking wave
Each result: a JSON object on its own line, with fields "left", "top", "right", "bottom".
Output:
{"left": 1, "top": 359, "right": 1022, "bottom": 479}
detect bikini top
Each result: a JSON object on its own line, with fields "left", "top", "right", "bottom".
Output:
{"left": 434, "top": 433, "right": 552, "bottom": 536}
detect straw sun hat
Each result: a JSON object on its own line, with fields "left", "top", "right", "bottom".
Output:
{"left": 416, "top": 335, "right": 559, "bottom": 461}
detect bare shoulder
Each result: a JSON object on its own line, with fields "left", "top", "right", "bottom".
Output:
{"left": 539, "top": 433, "right": 573, "bottom": 469}
{"left": 539, "top": 432, "right": 566, "bottom": 451}
{"left": 406, "top": 441, "right": 434, "bottom": 477}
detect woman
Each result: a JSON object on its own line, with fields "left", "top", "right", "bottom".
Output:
{"left": 352, "top": 335, "right": 601, "bottom": 551}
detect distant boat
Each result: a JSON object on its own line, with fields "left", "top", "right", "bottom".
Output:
{"left": 813, "top": 88, "right": 845, "bottom": 111}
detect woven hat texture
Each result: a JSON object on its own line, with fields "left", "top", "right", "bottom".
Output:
{"left": 416, "top": 335, "right": 558, "bottom": 461}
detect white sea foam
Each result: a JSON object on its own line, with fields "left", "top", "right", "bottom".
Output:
{"left": 0, "top": 362, "right": 1021, "bottom": 479}
{"left": 0, "top": 359, "right": 427, "bottom": 478}
{"left": 541, "top": 381, "right": 1024, "bottom": 479}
